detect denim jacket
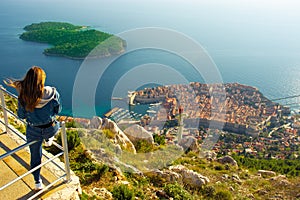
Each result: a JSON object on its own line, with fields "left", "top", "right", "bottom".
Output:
{"left": 17, "top": 86, "right": 62, "bottom": 126}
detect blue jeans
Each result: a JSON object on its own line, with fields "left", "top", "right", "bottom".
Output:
{"left": 26, "top": 121, "right": 59, "bottom": 183}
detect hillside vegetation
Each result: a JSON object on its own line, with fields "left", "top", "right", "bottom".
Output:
{"left": 47, "top": 122, "right": 300, "bottom": 200}
{"left": 2, "top": 93, "right": 300, "bottom": 200}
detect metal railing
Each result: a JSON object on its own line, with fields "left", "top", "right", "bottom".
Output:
{"left": 0, "top": 85, "right": 71, "bottom": 200}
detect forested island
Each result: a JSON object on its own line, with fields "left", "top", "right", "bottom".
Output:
{"left": 20, "top": 22, "right": 126, "bottom": 59}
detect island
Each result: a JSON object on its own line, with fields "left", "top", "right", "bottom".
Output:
{"left": 20, "top": 21, "right": 126, "bottom": 59}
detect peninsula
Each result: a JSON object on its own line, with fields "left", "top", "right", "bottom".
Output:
{"left": 20, "top": 22, "right": 126, "bottom": 59}
{"left": 134, "top": 83, "right": 291, "bottom": 135}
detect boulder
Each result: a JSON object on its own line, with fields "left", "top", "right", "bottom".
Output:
{"left": 156, "top": 190, "right": 170, "bottom": 199}
{"left": 270, "top": 175, "right": 286, "bottom": 181}
{"left": 101, "top": 118, "right": 136, "bottom": 153}
{"left": 279, "top": 179, "right": 291, "bottom": 186}
{"left": 178, "top": 136, "right": 199, "bottom": 152}
{"left": 89, "top": 116, "right": 102, "bottom": 129}
{"left": 217, "top": 155, "right": 238, "bottom": 167}
{"left": 83, "top": 149, "right": 96, "bottom": 161}
{"left": 247, "top": 194, "right": 255, "bottom": 199}
{"left": 92, "top": 187, "right": 113, "bottom": 199}
{"left": 74, "top": 118, "right": 90, "bottom": 128}
{"left": 118, "top": 181, "right": 130, "bottom": 185}
{"left": 102, "top": 118, "right": 116, "bottom": 130}
{"left": 257, "top": 170, "right": 276, "bottom": 177}
{"left": 232, "top": 173, "right": 242, "bottom": 184}
{"left": 201, "top": 151, "right": 217, "bottom": 161}
{"left": 124, "top": 124, "right": 154, "bottom": 144}
{"left": 145, "top": 169, "right": 182, "bottom": 185}
{"left": 169, "top": 165, "right": 209, "bottom": 188}
{"left": 270, "top": 175, "right": 291, "bottom": 186}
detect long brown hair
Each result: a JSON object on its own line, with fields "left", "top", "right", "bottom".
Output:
{"left": 5, "top": 66, "right": 46, "bottom": 112}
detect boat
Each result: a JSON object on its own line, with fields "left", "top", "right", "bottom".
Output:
{"left": 150, "top": 102, "right": 162, "bottom": 106}
{"left": 147, "top": 110, "right": 157, "bottom": 113}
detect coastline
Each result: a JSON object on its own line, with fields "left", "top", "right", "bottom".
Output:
{"left": 43, "top": 48, "right": 126, "bottom": 60}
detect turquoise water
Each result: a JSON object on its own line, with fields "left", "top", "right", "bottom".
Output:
{"left": 0, "top": 0, "right": 299, "bottom": 117}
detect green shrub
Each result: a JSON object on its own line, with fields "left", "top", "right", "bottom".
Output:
{"left": 163, "top": 183, "right": 193, "bottom": 200}
{"left": 214, "top": 165, "right": 225, "bottom": 171}
{"left": 3, "top": 94, "right": 18, "bottom": 114}
{"left": 69, "top": 145, "right": 109, "bottom": 185}
{"left": 232, "top": 155, "right": 300, "bottom": 177}
{"left": 135, "top": 140, "right": 154, "bottom": 153}
{"left": 112, "top": 184, "right": 135, "bottom": 200}
{"left": 202, "top": 185, "right": 216, "bottom": 198}
{"left": 46, "top": 129, "right": 80, "bottom": 152}
{"left": 8, "top": 117, "right": 26, "bottom": 134}
{"left": 214, "top": 190, "right": 232, "bottom": 200}
{"left": 58, "top": 129, "right": 81, "bottom": 151}
{"left": 102, "top": 129, "right": 115, "bottom": 139}
{"left": 153, "top": 134, "right": 166, "bottom": 145}
{"left": 79, "top": 191, "right": 98, "bottom": 200}
{"left": 65, "top": 120, "right": 83, "bottom": 128}
{"left": 78, "top": 163, "right": 109, "bottom": 185}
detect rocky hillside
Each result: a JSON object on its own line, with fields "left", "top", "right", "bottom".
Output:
{"left": 55, "top": 116, "right": 300, "bottom": 200}
{"left": 1, "top": 92, "right": 299, "bottom": 199}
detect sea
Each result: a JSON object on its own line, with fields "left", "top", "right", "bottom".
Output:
{"left": 0, "top": 0, "right": 300, "bottom": 118}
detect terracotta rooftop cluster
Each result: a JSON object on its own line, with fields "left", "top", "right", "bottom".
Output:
{"left": 136, "top": 83, "right": 286, "bottom": 126}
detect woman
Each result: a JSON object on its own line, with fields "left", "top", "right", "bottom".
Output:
{"left": 5, "top": 66, "right": 61, "bottom": 190}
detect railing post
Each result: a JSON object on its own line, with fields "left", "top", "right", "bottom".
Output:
{"left": 61, "top": 121, "right": 71, "bottom": 182}
{"left": 0, "top": 85, "right": 9, "bottom": 134}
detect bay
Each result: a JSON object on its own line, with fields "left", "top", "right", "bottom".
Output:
{"left": 0, "top": 0, "right": 299, "bottom": 117}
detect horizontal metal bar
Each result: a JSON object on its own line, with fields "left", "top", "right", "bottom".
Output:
{"left": 0, "top": 140, "right": 38, "bottom": 161}
{"left": 0, "top": 119, "right": 6, "bottom": 125}
{"left": 0, "top": 86, "right": 18, "bottom": 99}
{"left": 42, "top": 149, "right": 66, "bottom": 172}
{"left": 27, "top": 174, "right": 67, "bottom": 200}
{"left": 53, "top": 141, "right": 64, "bottom": 151}
{"left": 0, "top": 119, "right": 65, "bottom": 144}
{"left": 0, "top": 151, "right": 64, "bottom": 191}
{"left": 0, "top": 119, "right": 66, "bottom": 172}
{"left": 0, "top": 119, "right": 27, "bottom": 142}
{"left": 0, "top": 105, "right": 27, "bottom": 125}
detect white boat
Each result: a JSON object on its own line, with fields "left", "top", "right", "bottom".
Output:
{"left": 147, "top": 110, "right": 157, "bottom": 113}
{"left": 150, "top": 102, "right": 162, "bottom": 106}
